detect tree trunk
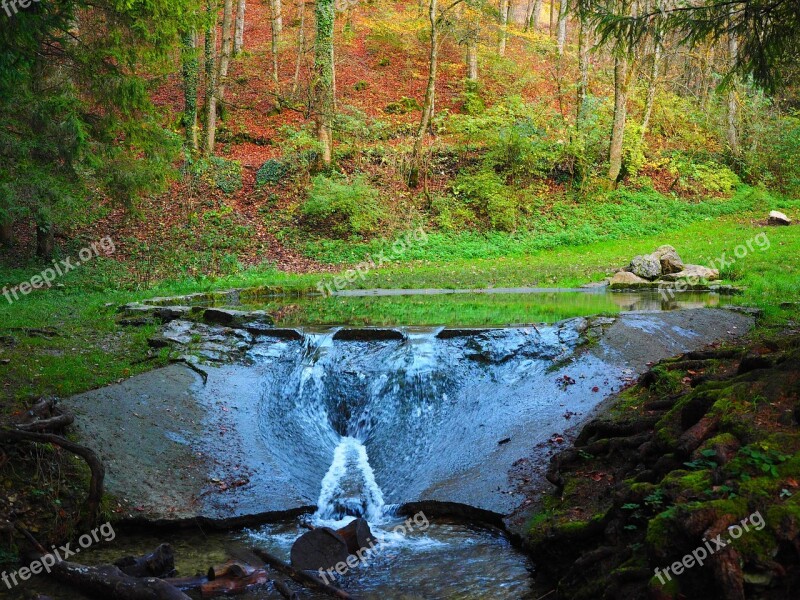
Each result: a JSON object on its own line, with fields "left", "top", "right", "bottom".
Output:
{"left": 271, "top": 0, "right": 283, "bottom": 37}
{"left": 0, "top": 217, "right": 12, "bottom": 247}
{"left": 313, "top": 0, "right": 335, "bottom": 169}
{"left": 726, "top": 12, "right": 740, "bottom": 159}
{"left": 36, "top": 221, "right": 54, "bottom": 259}
{"left": 234, "top": 0, "right": 246, "bottom": 54}
{"left": 528, "top": 0, "right": 543, "bottom": 30}
{"left": 271, "top": 0, "right": 281, "bottom": 102}
{"left": 292, "top": 0, "right": 306, "bottom": 97}
{"left": 409, "top": 0, "right": 439, "bottom": 188}
{"left": 556, "top": 0, "right": 568, "bottom": 55}
{"left": 549, "top": 0, "right": 555, "bottom": 36}
{"left": 498, "top": 0, "right": 509, "bottom": 56}
{"left": 204, "top": 0, "right": 218, "bottom": 154}
{"left": 466, "top": 13, "right": 479, "bottom": 81}
{"left": 639, "top": 36, "right": 662, "bottom": 146}
{"left": 608, "top": 54, "right": 629, "bottom": 183}
{"left": 181, "top": 32, "right": 199, "bottom": 150}
{"left": 576, "top": 11, "right": 589, "bottom": 123}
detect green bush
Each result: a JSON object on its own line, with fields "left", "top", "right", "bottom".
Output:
{"left": 452, "top": 169, "right": 518, "bottom": 231}
{"left": 301, "top": 174, "right": 384, "bottom": 236}
{"left": 666, "top": 153, "right": 740, "bottom": 195}
{"left": 256, "top": 159, "right": 289, "bottom": 187}
{"left": 188, "top": 156, "right": 243, "bottom": 194}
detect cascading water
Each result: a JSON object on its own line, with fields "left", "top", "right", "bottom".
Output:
{"left": 249, "top": 322, "right": 605, "bottom": 514}
{"left": 314, "top": 436, "right": 385, "bottom": 523}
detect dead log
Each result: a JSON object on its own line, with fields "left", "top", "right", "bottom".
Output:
{"left": 335, "top": 519, "right": 375, "bottom": 556}
{"left": 114, "top": 544, "right": 176, "bottom": 578}
{"left": 0, "top": 429, "right": 104, "bottom": 524}
{"left": 200, "top": 567, "right": 268, "bottom": 597}
{"left": 252, "top": 547, "right": 355, "bottom": 600}
{"left": 162, "top": 574, "right": 209, "bottom": 592}
{"left": 275, "top": 577, "right": 301, "bottom": 599}
{"left": 16, "top": 414, "right": 75, "bottom": 432}
{"left": 208, "top": 559, "right": 256, "bottom": 580}
{"left": 51, "top": 561, "right": 191, "bottom": 600}
{"left": 290, "top": 527, "right": 349, "bottom": 572}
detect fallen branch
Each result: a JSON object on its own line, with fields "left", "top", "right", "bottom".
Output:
{"left": 252, "top": 548, "right": 355, "bottom": 600}
{"left": 0, "top": 429, "right": 104, "bottom": 524}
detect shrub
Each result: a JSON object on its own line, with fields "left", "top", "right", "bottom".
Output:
{"left": 666, "top": 153, "right": 740, "bottom": 195}
{"left": 301, "top": 174, "right": 384, "bottom": 236}
{"left": 188, "top": 156, "right": 242, "bottom": 194}
{"left": 384, "top": 97, "right": 421, "bottom": 115}
{"left": 256, "top": 159, "right": 289, "bottom": 187}
{"left": 452, "top": 169, "right": 518, "bottom": 231}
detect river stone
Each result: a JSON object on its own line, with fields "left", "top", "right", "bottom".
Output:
{"left": 660, "top": 264, "right": 719, "bottom": 282}
{"left": 626, "top": 254, "right": 662, "bottom": 280}
{"left": 768, "top": 210, "right": 791, "bottom": 226}
{"left": 653, "top": 244, "right": 684, "bottom": 274}
{"left": 609, "top": 271, "right": 649, "bottom": 289}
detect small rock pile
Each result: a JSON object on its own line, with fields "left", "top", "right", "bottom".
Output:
{"left": 609, "top": 245, "right": 719, "bottom": 289}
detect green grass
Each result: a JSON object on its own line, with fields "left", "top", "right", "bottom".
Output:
{"left": 1, "top": 186, "right": 799, "bottom": 406}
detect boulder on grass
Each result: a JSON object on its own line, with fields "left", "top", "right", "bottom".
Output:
{"left": 653, "top": 245, "right": 684, "bottom": 274}
{"left": 768, "top": 210, "right": 791, "bottom": 226}
{"left": 626, "top": 254, "right": 662, "bottom": 280}
{"left": 609, "top": 271, "right": 649, "bottom": 289}
{"left": 660, "top": 264, "right": 719, "bottom": 282}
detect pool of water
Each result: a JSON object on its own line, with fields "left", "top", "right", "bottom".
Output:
{"left": 222, "top": 288, "right": 737, "bottom": 327}
{"left": 16, "top": 516, "right": 534, "bottom": 599}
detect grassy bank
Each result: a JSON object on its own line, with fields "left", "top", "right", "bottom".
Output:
{"left": 1, "top": 190, "right": 799, "bottom": 407}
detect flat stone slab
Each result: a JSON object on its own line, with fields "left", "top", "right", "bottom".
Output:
{"left": 65, "top": 308, "right": 754, "bottom": 526}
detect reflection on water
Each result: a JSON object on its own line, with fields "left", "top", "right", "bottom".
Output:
{"left": 16, "top": 517, "right": 534, "bottom": 599}
{"left": 230, "top": 289, "right": 736, "bottom": 327}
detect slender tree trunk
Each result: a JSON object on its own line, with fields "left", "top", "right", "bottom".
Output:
{"left": 608, "top": 54, "right": 629, "bottom": 182}
{"left": 181, "top": 32, "right": 199, "bottom": 150}
{"left": 498, "top": 0, "right": 509, "bottom": 56}
{"left": 36, "top": 222, "right": 54, "bottom": 259}
{"left": 292, "top": 0, "right": 306, "bottom": 97}
{"left": 576, "top": 12, "right": 590, "bottom": 123}
{"left": 271, "top": 0, "right": 281, "bottom": 101}
{"left": 0, "top": 217, "right": 13, "bottom": 247}
{"left": 234, "top": 0, "right": 246, "bottom": 54}
{"left": 313, "top": 0, "right": 335, "bottom": 168}
{"left": 466, "top": 12, "right": 479, "bottom": 81}
{"left": 556, "top": 0, "right": 568, "bottom": 55}
{"left": 204, "top": 0, "right": 219, "bottom": 154}
{"left": 410, "top": 0, "right": 439, "bottom": 188}
{"left": 549, "top": 0, "right": 555, "bottom": 36}
{"left": 639, "top": 36, "right": 662, "bottom": 146}
{"left": 528, "top": 0, "right": 543, "bottom": 30}
{"left": 271, "top": 0, "right": 283, "bottom": 37}
{"left": 726, "top": 12, "right": 740, "bottom": 158}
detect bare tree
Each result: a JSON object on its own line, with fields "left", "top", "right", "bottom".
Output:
{"left": 181, "top": 31, "right": 199, "bottom": 150}
{"left": 499, "top": 0, "right": 509, "bottom": 55}
{"left": 726, "top": 9, "right": 740, "bottom": 158}
{"left": 556, "top": 0, "right": 568, "bottom": 54}
{"left": 204, "top": 0, "right": 218, "bottom": 154}
{"left": 292, "top": 0, "right": 307, "bottom": 97}
{"left": 234, "top": 0, "right": 246, "bottom": 54}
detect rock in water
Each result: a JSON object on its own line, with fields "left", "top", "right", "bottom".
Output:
{"left": 653, "top": 244, "right": 684, "bottom": 274}
{"left": 768, "top": 210, "right": 791, "bottom": 226}
{"left": 660, "top": 264, "right": 719, "bottom": 282}
{"left": 609, "top": 271, "right": 649, "bottom": 289}
{"left": 290, "top": 527, "right": 350, "bottom": 573}
{"left": 626, "top": 254, "right": 662, "bottom": 280}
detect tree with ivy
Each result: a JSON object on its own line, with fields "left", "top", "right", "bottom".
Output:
{"left": 313, "top": 0, "right": 336, "bottom": 168}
